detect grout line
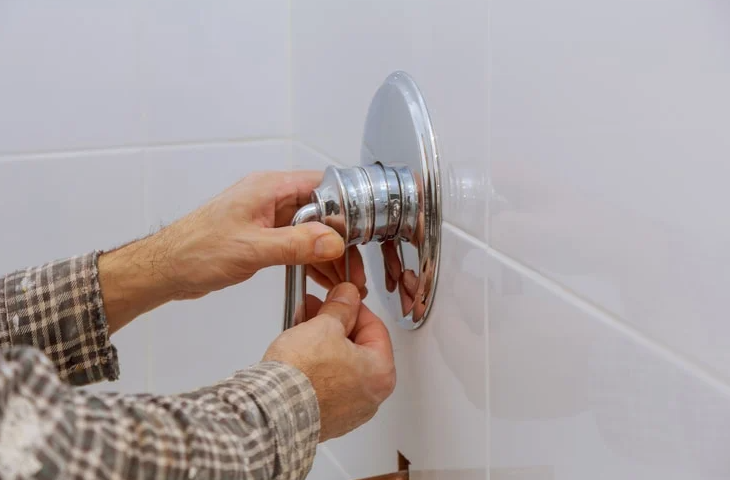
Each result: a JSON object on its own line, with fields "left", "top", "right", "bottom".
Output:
{"left": 481, "top": 234, "right": 730, "bottom": 398}
{"left": 0, "top": 137, "right": 293, "bottom": 162}
{"left": 293, "top": 139, "right": 348, "bottom": 168}
{"left": 444, "top": 220, "right": 489, "bottom": 250}
{"left": 444, "top": 221, "right": 730, "bottom": 396}
{"left": 485, "top": 0, "right": 493, "bottom": 472}
{"left": 318, "top": 445, "right": 351, "bottom": 480}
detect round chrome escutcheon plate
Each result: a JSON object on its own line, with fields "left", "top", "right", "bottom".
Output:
{"left": 361, "top": 71, "right": 442, "bottom": 330}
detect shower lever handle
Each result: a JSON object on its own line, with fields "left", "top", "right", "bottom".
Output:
{"left": 283, "top": 203, "right": 321, "bottom": 330}
{"left": 282, "top": 72, "right": 442, "bottom": 332}
{"left": 283, "top": 162, "right": 419, "bottom": 331}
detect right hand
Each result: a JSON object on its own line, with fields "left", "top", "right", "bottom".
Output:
{"left": 263, "top": 283, "right": 396, "bottom": 442}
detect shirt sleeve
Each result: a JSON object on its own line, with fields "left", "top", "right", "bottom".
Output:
{"left": 0, "top": 347, "right": 320, "bottom": 480}
{"left": 0, "top": 252, "right": 118, "bottom": 386}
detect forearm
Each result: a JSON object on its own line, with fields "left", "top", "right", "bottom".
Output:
{"left": 0, "top": 233, "right": 179, "bottom": 384}
{"left": 98, "top": 234, "right": 178, "bottom": 334}
{"left": 0, "top": 347, "right": 320, "bottom": 480}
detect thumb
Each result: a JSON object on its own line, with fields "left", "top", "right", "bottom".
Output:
{"left": 252, "top": 223, "right": 345, "bottom": 268}
{"left": 316, "top": 283, "right": 361, "bottom": 336}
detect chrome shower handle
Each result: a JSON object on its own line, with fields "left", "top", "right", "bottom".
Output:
{"left": 283, "top": 226, "right": 353, "bottom": 330}
{"left": 282, "top": 72, "right": 442, "bottom": 331}
{"left": 282, "top": 163, "right": 419, "bottom": 331}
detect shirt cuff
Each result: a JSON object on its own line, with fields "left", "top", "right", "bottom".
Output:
{"left": 1, "top": 252, "right": 119, "bottom": 386}
{"left": 230, "top": 362, "right": 320, "bottom": 479}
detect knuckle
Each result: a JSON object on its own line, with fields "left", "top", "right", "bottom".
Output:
{"left": 371, "top": 365, "right": 396, "bottom": 401}
{"left": 281, "top": 234, "right": 301, "bottom": 263}
{"left": 238, "top": 237, "right": 259, "bottom": 264}
{"left": 330, "top": 305, "right": 354, "bottom": 325}
{"left": 381, "top": 368, "right": 397, "bottom": 397}
{"left": 322, "top": 299, "right": 349, "bottom": 316}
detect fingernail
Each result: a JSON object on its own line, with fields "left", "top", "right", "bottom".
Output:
{"left": 313, "top": 229, "right": 344, "bottom": 259}
{"left": 326, "top": 282, "right": 344, "bottom": 299}
{"left": 361, "top": 286, "right": 369, "bottom": 298}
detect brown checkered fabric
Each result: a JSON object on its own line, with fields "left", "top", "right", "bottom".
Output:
{"left": 0, "top": 253, "right": 118, "bottom": 386}
{"left": 0, "top": 253, "right": 320, "bottom": 479}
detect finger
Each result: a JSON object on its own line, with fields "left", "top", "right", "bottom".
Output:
{"left": 334, "top": 246, "right": 367, "bottom": 291}
{"left": 251, "top": 223, "right": 345, "bottom": 268}
{"left": 309, "top": 246, "right": 366, "bottom": 296}
{"left": 316, "top": 283, "right": 361, "bottom": 336}
{"left": 309, "top": 262, "right": 369, "bottom": 298}
{"left": 381, "top": 242, "right": 401, "bottom": 293}
{"left": 382, "top": 241, "right": 402, "bottom": 281}
{"left": 246, "top": 170, "right": 322, "bottom": 202}
{"left": 305, "top": 294, "right": 324, "bottom": 321}
{"left": 309, "top": 262, "right": 341, "bottom": 288}
{"left": 351, "top": 303, "right": 395, "bottom": 364}
{"left": 386, "top": 274, "right": 396, "bottom": 293}
{"left": 266, "top": 171, "right": 325, "bottom": 227}
{"left": 306, "top": 266, "right": 336, "bottom": 291}
{"left": 238, "top": 171, "right": 323, "bottom": 226}
{"left": 402, "top": 269, "right": 418, "bottom": 297}
{"left": 291, "top": 293, "right": 326, "bottom": 326}
{"left": 397, "top": 269, "right": 418, "bottom": 316}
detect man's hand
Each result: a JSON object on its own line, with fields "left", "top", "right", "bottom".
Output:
{"left": 263, "top": 283, "right": 396, "bottom": 442}
{"left": 98, "top": 171, "right": 366, "bottom": 333}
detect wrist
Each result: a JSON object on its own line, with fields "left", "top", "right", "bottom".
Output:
{"left": 98, "top": 235, "right": 178, "bottom": 333}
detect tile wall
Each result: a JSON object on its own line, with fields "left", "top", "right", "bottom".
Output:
{"left": 3, "top": 1, "right": 730, "bottom": 479}
{"left": 292, "top": 1, "right": 730, "bottom": 479}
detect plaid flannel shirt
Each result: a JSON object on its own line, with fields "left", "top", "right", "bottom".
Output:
{"left": 0, "top": 253, "right": 320, "bottom": 480}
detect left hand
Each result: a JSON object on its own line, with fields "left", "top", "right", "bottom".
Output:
{"left": 99, "top": 170, "right": 366, "bottom": 332}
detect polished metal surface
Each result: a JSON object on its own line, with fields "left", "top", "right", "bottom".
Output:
{"left": 283, "top": 71, "right": 441, "bottom": 331}
{"left": 362, "top": 71, "right": 441, "bottom": 330}
{"left": 283, "top": 203, "right": 321, "bottom": 330}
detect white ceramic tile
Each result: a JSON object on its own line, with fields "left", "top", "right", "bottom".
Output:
{"left": 0, "top": 1, "right": 290, "bottom": 154}
{"left": 141, "top": 0, "right": 290, "bottom": 144}
{"left": 291, "top": 0, "right": 489, "bottom": 240}
{"left": 294, "top": 139, "right": 487, "bottom": 478}
{"left": 0, "top": 152, "right": 148, "bottom": 393}
{"left": 489, "top": 0, "right": 730, "bottom": 380}
{"left": 0, "top": 3, "right": 143, "bottom": 153}
{"left": 489, "top": 251, "right": 730, "bottom": 480}
{"left": 0, "top": 153, "right": 145, "bottom": 275}
{"left": 292, "top": 141, "right": 328, "bottom": 170}
{"left": 142, "top": 141, "right": 291, "bottom": 393}
{"left": 142, "top": 141, "right": 292, "bottom": 227}
{"left": 144, "top": 275, "right": 283, "bottom": 394}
